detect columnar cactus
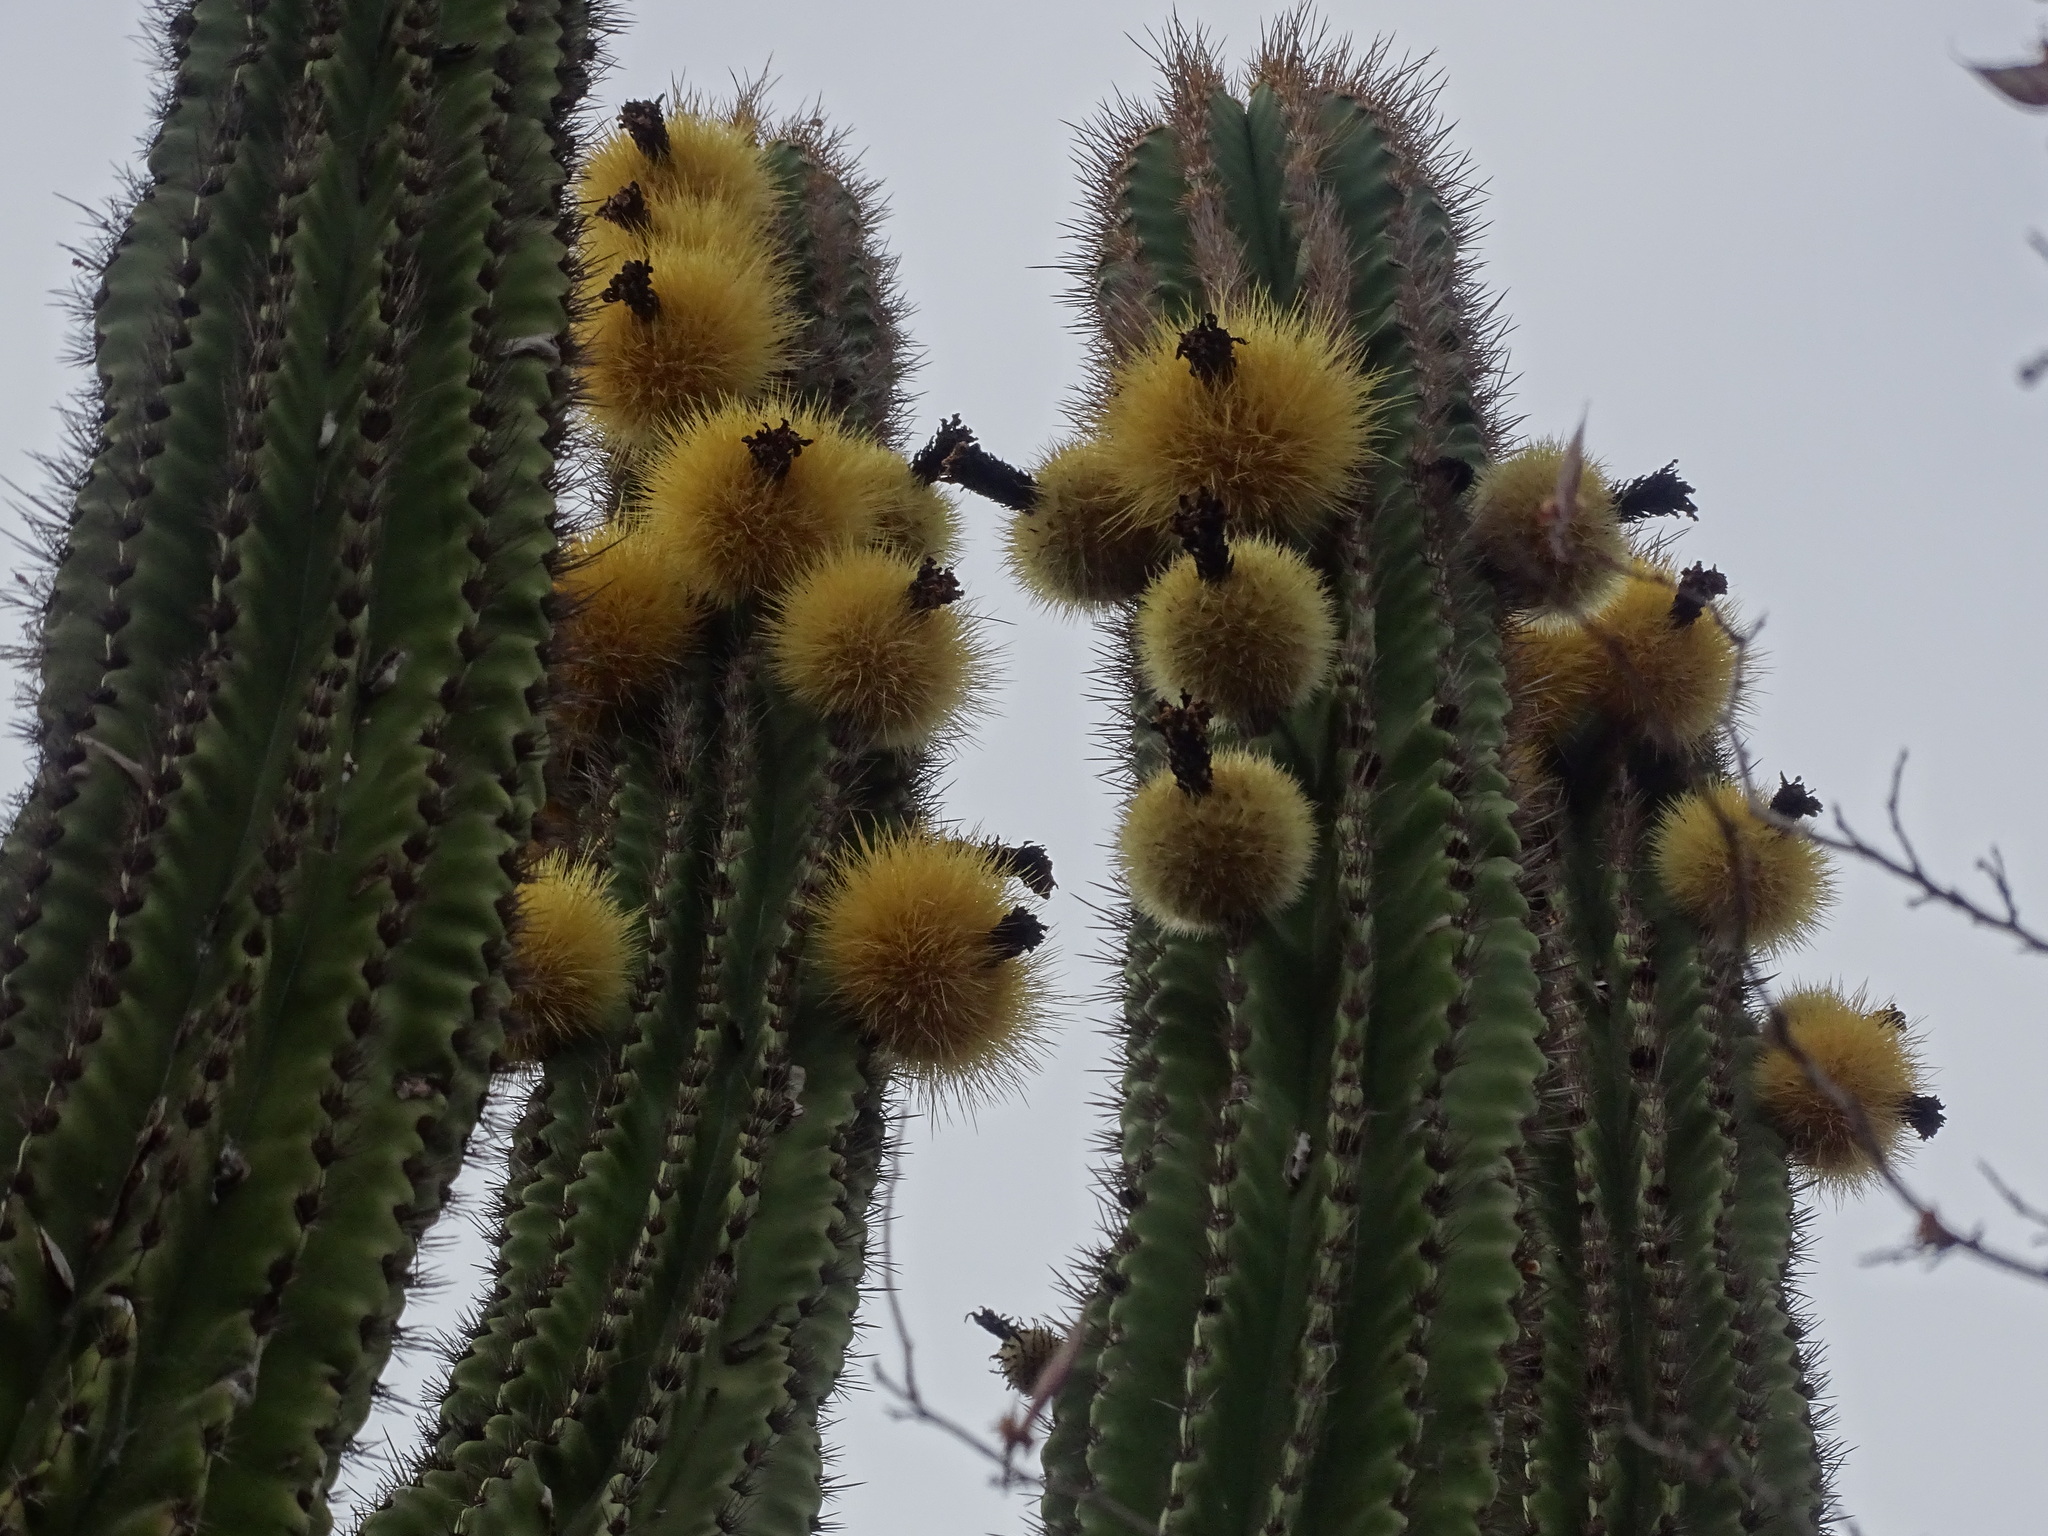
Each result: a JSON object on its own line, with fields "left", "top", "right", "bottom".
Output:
{"left": 933, "top": 21, "right": 1944, "bottom": 1536}
{"left": 0, "top": 0, "right": 593, "bottom": 1528}
{"left": 362, "top": 94, "right": 1048, "bottom": 1536}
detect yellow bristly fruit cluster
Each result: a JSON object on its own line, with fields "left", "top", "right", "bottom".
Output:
{"left": 555, "top": 102, "right": 973, "bottom": 745}
{"left": 812, "top": 831, "right": 1053, "bottom": 1103}
{"left": 503, "top": 852, "right": 641, "bottom": 1062}
{"left": 981, "top": 304, "right": 1367, "bottom": 935}
{"left": 1752, "top": 988, "right": 1942, "bottom": 1189}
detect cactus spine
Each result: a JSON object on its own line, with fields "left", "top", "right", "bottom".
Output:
{"left": 930, "top": 22, "right": 1943, "bottom": 1536}
{"left": 0, "top": 0, "right": 590, "bottom": 1526}
{"left": 362, "top": 93, "right": 1046, "bottom": 1536}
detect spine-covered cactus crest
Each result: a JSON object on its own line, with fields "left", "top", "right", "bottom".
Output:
{"left": 924, "top": 17, "right": 1946, "bottom": 1536}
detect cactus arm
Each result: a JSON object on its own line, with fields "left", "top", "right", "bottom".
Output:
{"left": 0, "top": 0, "right": 301, "bottom": 1098}
{"left": 1642, "top": 902, "right": 1747, "bottom": 1536}
{"left": 1081, "top": 930, "right": 1229, "bottom": 1536}
{"left": 738, "top": 1054, "right": 886, "bottom": 1536}
{"left": 0, "top": 4, "right": 389, "bottom": 1471}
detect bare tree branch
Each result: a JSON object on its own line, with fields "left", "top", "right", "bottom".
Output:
{"left": 869, "top": 1172, "right": 1154, "bottom": 1536}
{"left": 1801, "top": 752, "right": 2048, "bottom": 957}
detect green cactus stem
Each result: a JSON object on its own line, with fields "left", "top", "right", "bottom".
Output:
{"left": 0, "top": 0, "right": 587, "bottom": 1527}
{"left": 362, "top": 98, "right": 1047, "bottom": 1536}
{"left": 928, "top": 19, "right": 1914, "bottom": 1536}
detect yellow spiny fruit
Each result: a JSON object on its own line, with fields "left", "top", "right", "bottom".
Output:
{"left": 553, "top": 517, "right": 707, "bottom": 723}
{"left": 1753, "top": 987, "right": 1941, "bottom": 1189}
{"left": 1652, "top": 782, "right": 1833, "bottom": 949}
{"left": 767, "top": 549, "right": 978, "bottom": 747}
{"left": 577, "top": 194, "right": 774, "bottom": 303}
{"left": 814, "top": 831, "right": 1046, "bottom": 1101}
{"left": 1584, "top": 561, "right": 1737, "bottom": 748}
{"left": 576, "top": 103, "right": 780, "bottom": 230}
{"left": 503, "top": 853, "right": 640, "bottom": 1063}
{"left": 576, "top": 232, "right": 799, "bottom": 449}
{"left": 1502, "top": 613, "right": 1604, "bottom": 757}
{"left": 1119, "top": 750, "right": 1316, "bottom": 934}
{"left": 969, "top": 1310, "right": 1064, "bottom": 1394}
{"left": 1101, "top": 303, "right": 1378, "bottom": 541}
{"left": 1003, "top": 439, "right": 1175, "bottom": 609}
{"left": 642, "top": 401, "right": 893, "bottom": 603}
{"left": 868, "top": 457, "right": 962, "bottom": 562}
{"left": 1467, "top": 440, "right": 1628, "bottom": 613}
{"left": 1136, "top": 537, "right": 1336, "bottom": 731}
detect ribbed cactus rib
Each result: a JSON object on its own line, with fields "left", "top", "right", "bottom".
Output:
{"left": 948, "top": 20, "right": 1842, "bottom": 1536}
{"left": 0, "top": 0, "right": 585, "bottom": 1525}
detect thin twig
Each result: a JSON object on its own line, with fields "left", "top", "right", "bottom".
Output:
{"left": 869, "top": 1173, "right": 1155, "bottom": 1535}
{"left": 1801, "top": 751, "right": 2048, "bottom": 957}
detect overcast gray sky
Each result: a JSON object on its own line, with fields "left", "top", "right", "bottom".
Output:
{"left": 6, "top": 4, "right": 2048, "bottom": 1533}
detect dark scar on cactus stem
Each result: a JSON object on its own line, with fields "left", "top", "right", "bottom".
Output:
{"left": 905, "top": 557, "right": 963, "bottom": 613}
{"left": 1424, "top": 454, "right": 1477, "bottom": 496}
{"left": 619, "top": 99, "right": 670, "bottom": 160}
{"left": 743, "top": 419, "right": 813, "bottom": 481}
{"left": 988, "top": 842, "right": 1056, "bottom": 898}
{"left": 1173, "top": 490, "right": 1234, "bottom": 583}
{"left": 597, "top": 260, "right": 658, "bottom": 320}
{"left": 1615, "top": 460, "right": 1699, "bottom": 522}
{"left": 594, "top": 181, "right": 650, "bottom": 231}
{"left": 1176, "top": 312, "right": 1246, "bottom": 386}
{"left": 1150, "top": 693, "right": 1214, "bottom": 796}
{"left": 985, "top": 907, "right": 1047, "bottom": 965}
{"left": 912, "top": 415, "right": 1039, "bottom": 512}
{"left": 1770, "top": 775, "right": 1823, "bottom": 820}
{"left": 1667, "top": 562, "right": 1728, "bottom": 628}
{"left": 1901, "top": 1093, "right": 1946, "bottom": 1140}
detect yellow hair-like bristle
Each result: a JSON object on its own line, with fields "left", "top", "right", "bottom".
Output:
{"left": 1502, "top": 613, "right": 1604, "bottom": 753}
{"left": 1467, "top": 440, "right": 1628, "bottom": 613}
{"left": 575, "top": 109, "right": 779, "bottom": 230}
{"left": 1136, "top": 537, "right": 1336, "bottom": 731}
{"left": 767, "top": 549, "right": 979, "bottom": 747}
{"left": 1118, "top": 751, "right": 1316, "bottom": 934}
{"left": 1753, "top": 987, "right": 1930, "bottom": 1189}
{"left": 869, "top": 460, "right": 962, "bottom": 562}
{"left": 1101, "top": 302, "right": 1379, "bottom": 541}
{"left": 813, "top": 832, "right": 1045, "bottom": 1101}
{"left": 1004, "top": 439, "right": 1175, "bottom": 610}
{"left": 577, "top": 195, "right": 775, "bottom": 304}
{"left": 504, "top": 852, "right": 640, "bottom": 1063}
{"left": 1652, "top": 782, "right": 1834, "bottom": 949}
{"left": 553, "top": 518, "right": 707, "bottom": 723}
{"left": 575, "top": 233, "right": 799, "bottom": 449}
{"left": 1584, "top": 562, "right": 1739, "bottom": 748}
{"left": 642, "top": 400, "right": 893, "bottom": 603}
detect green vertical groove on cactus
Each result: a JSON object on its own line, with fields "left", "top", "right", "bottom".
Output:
{"left": 0, "top": 0, "right": 584, "bottom": 1524}
{"left": 1208, "top": 84, "right": 1298, "bottom": 306}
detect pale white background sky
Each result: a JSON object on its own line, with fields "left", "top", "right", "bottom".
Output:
{"left": 6, "top": 4, "right": 2048, "bottom": 1532}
